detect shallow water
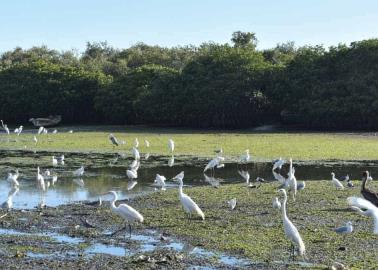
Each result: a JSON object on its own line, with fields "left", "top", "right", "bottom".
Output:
{"left": 0, "top": 151, "right": 377, "bottom": 209}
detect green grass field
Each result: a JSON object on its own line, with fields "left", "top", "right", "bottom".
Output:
{"left": 0, "top": 126, "right": 377, "bottom": 161}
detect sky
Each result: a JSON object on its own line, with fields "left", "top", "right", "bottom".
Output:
{"left": 1, "top": 0, "right": 378, "bottom": 53}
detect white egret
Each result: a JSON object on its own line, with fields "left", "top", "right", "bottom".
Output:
{"left": 105, "top": 191, "right": 144, "bottom": 237}
{"left": 127, "top": 180, "right": 138, "bottom": 191}
{"left": 227, "top": 198, "right": 237, "bottom": 210}
{"left": 347, "top": 196, "right": 378, "bottom": 234}
{"left": 0, "top": 120, "right": 5, "bottom": 129}
{"left": 109, "top": 134, "right": 119, "bottom": 148}
{"left": 132, "top": 147, "right": 140, "bottom": 160}
{"left": 154, "top": 174, "right": 166, "bottom": 189}
{"left": 14, "top": 125, "right": 23, "bottom": 136}
{"left": 273, "top": 157, "right": 285, "bottom": 171}
{"left": 239, "top": 149, "right": 250, "bottom": 163}
{"left": 168, "top": 139, "right": 175, "bottom": 153}
{"left": 126, "top": 169, "right": 138, "bottom": 180}
{"left": 134, "top": 138, "right": 139, "bottom": 148}
{"left": 43, "top": 128, "right": 48, "bottom": 134}
{"left": 52, "top": 175, "right": 58, "bottom": 185}
{"left": 273, "top": 171, "right": 286, "bottom": 185}
{"left": 238, "top": 170, "right": 250, "bottom": 185}
{"left": 52, "top": 129, "right": 57, "bottom": 134}
{"left": 38, "top": 126, "right": 44, "bottom": 135}
{"left": 174, "top": 174, "right": 205, "bottom": 220}
{"left": 331, "top": 172, "right": 344, "bottom": 190}
{"left": 52, "top": 156, "right": 58, "bottom": 166}
{"left": 37, "top": 167, "right": 46, "bottom": 191}
{"left": 144, "top": 139, "right": 150, "bottom": 148}
{"left": 272, "top": 197, "right": 281, "bottom": 209}
{"left": 57, "top": 155, "right": 65, "bottom": 165}
{"left": 204, "top": 156, "right": 225, "bottom": 175}
{"left": 6, "top": 170, "right": 20, "bottom": 187}
{"left": 4, "top": 124, "right": 9, "bottom": 135}
{"left": 173, "top": 171, "right": 184, "bottom": 182}
{"left": 361, "top": 171, "right": 378, "bottom": 207}
{"left": 73, "top": 166, "right": 85, "bottom": 177}
{"left": 287, "top": 158, "right": 297, "bottom": 201}
{"left": 278, "top": 189, "right": 306, "bottom": 258}
{"left": 334, "top": 221, "right": 353, "bottom": 234}
{"left": 33, "top": 136, "right": 38, "bottom": 145}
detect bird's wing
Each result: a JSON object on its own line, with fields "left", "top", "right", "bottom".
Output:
{"left": 347, "top": 196, "right": 377, "bottom": 211}
{"left": 180, "top": 194, "right": 204, "bottom": 218}
{"left": 117, "top": 204, "right": 144, "bottom": 222}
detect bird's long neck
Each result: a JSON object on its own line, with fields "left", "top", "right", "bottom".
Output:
{"left": 111, "top": 193, "right": 118, "bottom": 209}
{"left": 178, "top": 182, "right": 183, "bottom": 197}
{"left": 281, "top": 193, "right": 288, "bottom": 220}
{"left": 362, "top": 172, "right": 369, "bottom": 191}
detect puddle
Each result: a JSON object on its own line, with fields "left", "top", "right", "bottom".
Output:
{"left": 85, "top": 243, "right": 131, "bottom": 257}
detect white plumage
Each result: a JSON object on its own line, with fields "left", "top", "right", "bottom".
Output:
{"left": 127, "top": 169, "right": 138, "bottom": 179}
{"left": 331, "top": 172, "right": 344, "bottom": 190}
{"left": 227, "top": 198, "right": 237, "bottom": 210}
{"left": 52, "top": 156, "right": 58, "bottom": 166}
{"left": 144, "top": 139, "right": 150, "bottom": 148}
{"left": 6, "top": 170, "right": 20, "bottom": 187}
{"left": 272, "top": 197, "right": 281, "bottom": 209}
{"left": 154, "top": 174, "right": 166, "bottom": 188}
{"left": 168, "top": 156, "right": 175, "bottom": 167}
{"left": 37, "top": 167, "right": 45, "bottom": 191}
{"left": 132, "top": 147, "right": 140, "bottom": 160}
{"left": 73, "top": 166, "right": 85, "bottom": 177}
{"left": 273, "top": 157, "right": 285, "bottom": 170}
{"left": 238, "top": 170, "right": 250, "bottom": 185}
{"left": 239, "top": 149, "right": 250, "bottom": 163}
{"left": 347, "top": 196, "right": 378, "bottom": 234}
{"left": 278, "top": 189, "right": 305, "bottom": 257}
{"left": 168, "top": 139, "right": 175, "bottom": 153}
{"left": 204, "top": 156, "right": 225, "bottom": 172}
{"left": 287, "top": 158, "right": 297, "bottom": 201}
{"left": 134, "top": 138, "right": 139, "bottom": 148}
{"left": 175, "top": 175, "right": 205, "bottom": 220}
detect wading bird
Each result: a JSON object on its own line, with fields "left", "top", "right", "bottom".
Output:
{"left": 287, "top": 158, "right": 297, "bottom": 201}
{"left": 154, "top": 174, "right": 166, "bottom": 190}
{"left": 272, "top": 197, "right": 281, "bottom": 209}
{"left": 334, "top": 221, "right": 353, "bottom": 234}
{"left": 238, "top": 170, "right": 250, "bottom": 185}
{"left": 174, "top": 174, "right": 205, "bottom": 220}
{"left": 38, "top": 126, "right": 44, "bottom": 135}
{"left": 361, "top": 171, "right": 378, "bottom": 207}
{"left": 73, "top": 166, "right": 84, "bottom": 177}
{"left": 238, "top": 150, "right": 250, "bottom": 169}
{"left": 105, "top": 191, "right": 144, "bottom": 237}
{"left": 126, "top": 168, "right": 138, "bottom": 180}
{"left": 109, "top": 134, "right": 119, "bottom": 148}
{"left": 37, "top": 167, "right": 46, "bottom": 192}
{"left": 204, "top": 156, "right": 225, "bottom": 176}
{"left": 168, "top": 156, "right": 175, "bottom": 167}
{"left": 134, "top": 138, "right": 139, "bottom": 148}
{"left": 168, "top": 139, "right": 175, "bottom": 153}
{"left": 331, "top": 172, "right": 344, "bottom": 190}
{"left": 348, "top": 196, "right": 378, "bottom": 234}
{"left": 52, "top": 156, "right": 58, "bottom": 166}
{"left": 144, "top": 139, "right": 150, "bottom": 148}
{"left": 278, "top": 189, "right": 305, "bottom": 258}
{"left": 33, "top": 136, "right": 38, "bottom": 145}
{"left": 14, "top": 125, "right": 23, "bottom": 136}
{"left": 6, "top": 170, "right": 20, "bottom": 187}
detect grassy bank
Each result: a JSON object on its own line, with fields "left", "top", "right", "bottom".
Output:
{"left": 133, "top": 180, "right": 378, "bottom": 269}
{"left": 0, "top": 126, "right": 377, "bottom": 161}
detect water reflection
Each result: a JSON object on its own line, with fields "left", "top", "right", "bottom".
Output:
{"left": 0, "top": 151, "right": 377, "bottom": 209}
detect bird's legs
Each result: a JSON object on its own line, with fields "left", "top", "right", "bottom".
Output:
{"left": 111, "top": 224, "right": 128, "bottom": 237}
{"left": 128, "top": 224, "right": 132, "bottom": 238}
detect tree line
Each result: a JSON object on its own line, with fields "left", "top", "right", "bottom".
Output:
{"left": 1, "top": 32, "right": 377, "bottom": 129}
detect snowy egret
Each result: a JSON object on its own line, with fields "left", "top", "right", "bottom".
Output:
{"left": 272, "top": 197, "right": 281, "bottom": 209}
{"left": 104, "top": 191, "right": 144, "bottom": 237}
{"left": 168, "top": 139, "right": 175, "bottom": 153}
{"left": 361, "top": 171, "right": 378, "bottom": 207}
{"left": 239, "top": 149, "right": 250, "bottom": 165}
{"left": 334, "top": 221, "right": 353, "bottom": 234}
{"left": 278, "top": 189, "right": 306, "bottom": 258}
{"left": 174, "top": 174, "right": 205, "bottom": 220}
{"left": 73, "top": 166, "right": 84, "bottom": 177}
{"left": 331, "top": 172, "right": 344, "bottom": 190}
{"left": 227, "top": 198, "right": 237, "bottom": 210}
{"left": 347, "top": 196, "right": 378, "bottom": 234}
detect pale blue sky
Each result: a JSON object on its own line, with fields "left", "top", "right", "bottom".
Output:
{"left": 1, "top": 0, "right": 378, "bottom": 52}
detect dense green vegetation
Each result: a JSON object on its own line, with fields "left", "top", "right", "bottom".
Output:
{"left": 1, "top": 32, "right": 378, "bottom": 129}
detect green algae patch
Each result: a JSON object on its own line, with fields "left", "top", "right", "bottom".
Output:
{"left": 131, "top": 180, "right": 378, "bottom": 268}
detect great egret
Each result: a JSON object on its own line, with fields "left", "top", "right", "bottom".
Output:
{"left": 361, "top": 171, "right": 378, "bottom": 207}
{"left": 144, "top": 139, "right": 150, "bottom": 148}
{"left": 109, "top": 134, "right": 119, "bottom": 148}
{"left": 33, "top": 136, "right": 38, "bottom": 145}
{"left": 105, "top": 191, "right": 144, "bottom": 237}
{"left": 204, "top": 156, "right": 225, "bottom": 175}
{"left": 134, "top": 138, "right": 139, "bottom": 148}
{"left": 168, "top": 139, "right": 175, "bottom": 153}
{"left": 273, "top": 157, "right": 285, "bottom": 171}
{"left": 272, "top": 197, "right": 281, "bottom": 209}
{"left": 278, "top": 189, "right": 305, "bottom": 258}
{"left": 287, "top": 158, "right": 297, "bottom": 201}
{"left": 132, "top": 147, "right": 140, "bottom": 160}
{"left": 4, "top": 125, "right": 9, "bottom": 135}
{"left": 127, "top": 180, "right": 138, "bottom": 191}
{"left": 37, "top": 167, "right": 46, "bottom": 191}
{"left": 227, "top": 198, "right": 237, "bottom": 210}
{"left": 73, "top": 166, "right": 85, "bottom": 177}
{"left": 52, "top": 156, "right": 58, "bottom": 166}
{"left": 238, "top": 170, "right": 250, "bottom": 185}
{"left": 334, "top": 221, "right": 353, "bottom": 234}
{"left": 126, "top": 169, "right": 138, "bottom": 180}
{"left": 38, "top": 126, "right": 44, "bottom": 135}
{"left": 331, "top": 172, "right": 344, "bottom": 190}
{"left": 347, "top": 196, "right": 378, "bottom": 234}
{"left": 14, "top": 125, "right": 23, "bottom": 136}
{"left": 6, "top": 170, "right": 20, "bottom": 187}
{"left": 173, "top": 171, "right": 184, "bottom": 182}
{"left": 174, "top": 174, "right": 205, "bottom": 220}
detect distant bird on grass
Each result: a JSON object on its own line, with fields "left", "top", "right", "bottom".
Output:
{"left": 132, "top": 147, "right": 140, "bottom": 160}
{"left": 331, "top": 172, "right": 344, "bottom": 190}
{"left": 227, "top": 198, "right": 237, "bottom": 210}
{"left": 37, "top": 167, "right": 45, "bottom": 192}
{"left": 168, "top": 139, "right": 175, "bottom": 153}
{"left": 272, "top": 157, "right": 285, "bottom": 171}
{"left": 238, "top": 170, "right": 250, "bottom": 185}
{"left": 144, "top": 139, "right": 150, "bottom": 148}
{"left": 109, "top": 134, "right": 119, "bottom": 148}
{"left": 334, "top": 221, "right": 353, "bottom": 234}
{"left": 134, "top": 138, "right": 139, "bottom": 148}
